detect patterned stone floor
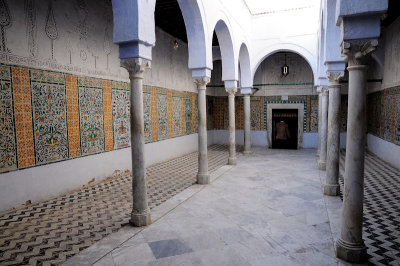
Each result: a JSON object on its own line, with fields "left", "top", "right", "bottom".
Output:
{"left": 339, "top": 150, "right": 400, "bottom": 266}
{"left": 0, "top": 145, "right": 229, "bottom": 266}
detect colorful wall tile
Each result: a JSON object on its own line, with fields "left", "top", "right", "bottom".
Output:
{"left": 151, "top": 87, "right": 158, "bottom": 142}
{"left": 157, "top": 88, "right": 169, "bottom": 140}
{"left": 250, "top": 97, "right": 263, "bottom": 131}
{"left": 103, "top": 80, "right": 114, "bottom": 151}
{"left": 12, "top": 67, "right": 35, "bottom": 169}
{"left": 172, "top": 96, "right": 182, "bottom": 137}
{"left": 31, "top": 70, "right": 68, "bottom": 165}
{"left": 0, "top": 66, "right": 17, "bottom": 172}
{"left": 66, "top": 75, "right": 81, "bottom": 158}
{"left": 78, "top": 79, "right": 105, "bottom": 155}
{"left": 367, "top": 87, "right": 400, "bottom": 146}
{"left": 111, "top": 88, "right": 130, "bottom": 149}
{"left": 143, "top": 85, "right": 152, "bottom": 143}
{"left": 184, "top": 97, "right": 193, "bottom": 135}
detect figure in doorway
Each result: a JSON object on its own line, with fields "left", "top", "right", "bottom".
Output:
{"left": 276, "top": 120, "right": 290, "bottom": 140}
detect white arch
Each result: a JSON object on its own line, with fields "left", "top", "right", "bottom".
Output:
{"left": 177, "top": 0, "right": 211, "bottom": 74}
{"left": 210, "top": 17, "right": 238, "bottom": 82}
{"left": 238, "top": 43, "right": 252, "bottom": 88}
{"left": 252, "top": 43, "right": 317, "bottom": 84}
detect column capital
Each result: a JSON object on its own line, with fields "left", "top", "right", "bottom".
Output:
{"left": 326, "top": 70, "right": 344, "bottom": 86}
{"left": 121, "top": 58, "right": 151, "bottom": 79}
{"left": 226, "top": 87, "right": 237, "bottom": 96}
{"left": 194, "top": 77, "right": 210, "bottom": 90}
{"left": 319, "top": 86, "right": 329, "bottom": 96}
{"left": 341, "top": 39, "right": 378, "bottom": 67}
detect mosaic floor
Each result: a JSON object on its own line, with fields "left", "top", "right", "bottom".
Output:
{"left": 339, "top": 150, "right": 400, "bottom": 266}
{"left": 0, "top": 145, "right": 229, "bottom": 266}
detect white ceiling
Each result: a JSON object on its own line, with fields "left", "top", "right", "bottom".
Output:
{"left": 243, "top": 0, "right": 319, "bottom": 15}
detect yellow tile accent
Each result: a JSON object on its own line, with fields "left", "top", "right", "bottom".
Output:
{"left": 103, "top": 80, "right": 113, "bottom": 151}
{"left": 12, "top": 67, "right": 35, "bottom": 168}
{"left": 181, "top": 98, "right": 186, "bottom": 135}
{"left": 168, "top": 90, "right": 173, "bottom": 138}
{"left": 66, "top": 75, "right": 81, "bottom": 158}
{"left": 192, "top": 94, "right": 196, "bottom": 133}
{"left": 151, "top": 87, "right": 158, "bottom": 141}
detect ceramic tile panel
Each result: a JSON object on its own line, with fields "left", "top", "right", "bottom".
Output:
{"left": 112, "top": 89, "right": 130, "bottom": 149}
{"left": 250, "top": 97, "right": 262, "bottom": 131}
{"left": 31, "top": 76, "right": 68, "bottom": 165}
{"left": 306, "top": 96, "right": 311, "bottom": 132}
{"left": 181, "top": 98, "right": 186, "bottom": 135}
{"left": 184, "top": 98, "right": 192, "bottom": 135}
{"left": 172, "top": 96, "right": 182, "bottom": 137}
{"left": 309, "top": 95, "right": 319, "bottom": 133}
{"left": 143, "top": 87, "right": 152, "bottom": 143}
{"left": 151, "top": 87, "right": 158, "bottom": 142}
{"left": 384, "top": 95, "right": 392, "bottom": 141}
{"left": 0, "top": 66, "right": 17, "bottom": 172}
{"left": 235, "top": 97, "right": 244, "bottom": 130}
{"left": 12, "top": 67, "right": 35, "bottom": 168}
{"left": 168, "top": 90, "right": 173, "bottom": 138}
{"left": 103, "top": 80, "right": 113, "bottom": 151}
{"left": 395, "top": 94, "right": 400, "bottom": 145}
{"left": 192, "top": 94, "right": 197, "bottom": 133}
{"left": 78, "top": 84, "right": 105, "bottom": 155}
{"left": 66, "top": 75, "right": 81, "bottom": 158}
{"left": 157, "top": 89, "right": 169, "bottom": 140}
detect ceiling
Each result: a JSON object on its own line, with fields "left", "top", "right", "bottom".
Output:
{"left": 243, "top": 0, "right": 318, "bottom": 15}
{"left": 155, "top": 0, "right": 187, "bottom": 43}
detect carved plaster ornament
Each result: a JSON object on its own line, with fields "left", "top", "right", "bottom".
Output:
{"left": 25, "top": 0, "right": 37, "bottom": 57}
{"left": 326, "top": 71, "right": 344, "bottom": 86}
{"left": 104, "top": 20, "right": 111, "bottom": 69}
{"left": 194, "top": 77, "right": 210, "bottom": 88}
{"left": 45, "top": 1, "right": 58, "bottom": 60}
{"left": 120, "top": 58, "right": 151, "bottom": 79}
{"left": 0, "top": 0, "right": 11, "bottom": 53}
{"left": 76, "top": 0, "right": 88, "bottom": 61}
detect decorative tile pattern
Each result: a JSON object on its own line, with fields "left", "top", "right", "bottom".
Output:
{"left": 181, "top": 98, "right": 186, "bottom": 135}
{"left": 250, "top": 97, "right": 262, "bottom": 131}
{"left": 172, "top": 96, "right": 182, "bottom": 137}
{"left": 12, "top": 67, "right": 35, "bottom": 168}
{"left": 306, "top": 96, "right": 311, "bottom": 132}
{"left": 151, "top": 87, "right": 158, "bottom": 142}
{"left": 168, "top": 91, "right": 173, "bottom": 138}
{"left": 192, "top": 94, "right": 197, "bottom": 133}
{"left": 143, "top": 87, "right": 152, "bottom": 143}
{"left": 0, "top": 66, "right": 17, "bottom": 172}
{"left": 309, "top": 95, "right": 319, "bottom": 132}
{"left": 384, "top": 95, "right": 392, "bottom": 141}
{"left": 157, "top": 90, "right": 169, "bottom": 140}
{"left": 213, "top": 97, "right": 226, "bottom": 130}
{"left": 78, "top": 85, "right": 105, "bottom": 155}
{"left": 112, "top": 89, "right": 130, "bottom": 149}
{"left": 184, "top": 98, "right": 192, "bottom": 135}
{"left": 235, "top": 97, "right": 244, "bottom": 130}
{"left": 31, "top": 77, "right": 68, "bottom": 165}
{"left": 66, "top": 75, "right": 81, "bottom": 158}
{"left": 0, "top": 145, "right": 229, "bottom": 265}
{"left": 395, "top": 94, "right": 400, "bottom": 145}
{"left": 103, "top": 80, "right": 113, "bottom": 151}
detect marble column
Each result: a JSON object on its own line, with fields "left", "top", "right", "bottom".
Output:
{"left": 243, "top": 93, "right": 252, "bottom": 154}
{"left": 323, "top": 71, "right": 343, "bottom": 196}
{"left": 121, "top": 58, "right": 151, "bottom": 227}
{"left": 226, "top": 87, "right": 238, "bottom": 165}
{"left": 336, "top": 39, "right": 378, "bottom": 263}
{"left": 194, "top": 77, "right": 210, "bottom": 184}
{"left": 317, "top": 91, "right": 322, "bottom": 157}
{"left": 318, "top": 87, "right": 329, "bottom": 170}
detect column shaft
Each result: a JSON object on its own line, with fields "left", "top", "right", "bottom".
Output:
{"left": 243, "top": 94, "right": 251, "bottom": 154}
{"left": 227, "top": 90, "right": 237, "bottom": 165}
{"left": 318, "top": 89, "right": 328, "bottom": 170}
{"left": 122, "top": 58, "right": 151, "bottom": 227}
{"left": 317, "top": 92, "right": 322, "bottom": 157}
{"left": 324, "top": 84, "right": 341, "bottom": 196}
{"left": 336, "top": 65, "right": 368, "bottom": 261}
{"left": 195, "top": 78, "right": 210, "bottom": 184}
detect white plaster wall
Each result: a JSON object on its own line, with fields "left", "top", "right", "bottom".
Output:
{"left": 367, "top": 134, "right": 400, "bottom": 169}
{"left": 303, "top": 132, "right": 346, "bottom": 148}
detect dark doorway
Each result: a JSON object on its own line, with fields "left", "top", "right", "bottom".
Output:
{"left": 272, "top": 109, "right": 298, "bottom": 149}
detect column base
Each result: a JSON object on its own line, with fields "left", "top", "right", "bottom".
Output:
{"left": 228, "top": 157, "right": 237, "bottom": 165}
{"left": 318, "top": 160, "right": 326, "bottom": 170}
{"left": 197, "top": 172, "right": 210, "bottom": 184}
{"left": 323, "top": 184, "right": 340, "bottom": 196}
{"left": 130, "top": 209, "right": 151, "bottom": 227}
{"left": 336, "top": 238, "right": 367, "bottom": 263}
{"left": 243, "top": 150, "right": 253, "bottom": 155}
